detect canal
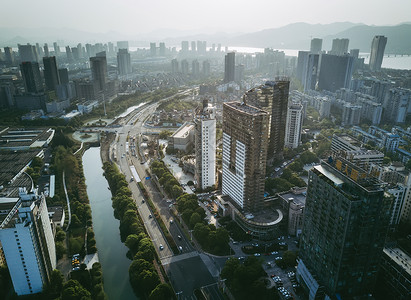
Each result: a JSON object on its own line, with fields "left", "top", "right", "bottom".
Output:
{"left": 82, "top": 147, "right": 136, "bottom": 299}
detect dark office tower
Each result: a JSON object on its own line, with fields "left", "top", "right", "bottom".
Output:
{"left": 202, "top": 60, "right": 210, "bottom": 77}
{"left": 58, "top": 68, "right": 69, "bottom": 84}
{"left": 108, "top": 42, "right": 114, "bottom": 55}
{"left": 43, "top": 43, "right": 49, "bottom": 57}
{"left": 150, "top": 43, "right": 156, "bottom": 56}
{"left": 43, "top": 56, "right": 60, "bottom": 91}
{"left": 296, "top": 51, "right": 309, "bottom": 82}
{"left": 117, "top": 49, "right": 131, "bottom": 75}
{"left": 224, "top": 52, "right": 235, "bottom": 83}
{"left": 117, "top": 41, "right": 129, "bottom": 51}
{"left": 4, "top": 47, "right": 14, "bottom": 64}
{"left": 181, "top": 41, "right": 189, "bottom": 54}
{"left": 244, "top": 80, "right": 290, "bottom": 162}
{"left": 20, "top": 61, "right": 43, "bottom": 93}
{"left": 318, "top": 54, "right": 354, "bottom": 92}
{"left": 330, "top": 38, "right": 349, "bottom": 55}
{"left": 369, "top": 35, "right": 387, "bottom": 71}
{"left": 77, "top": 43, "right": 83, "bottom": 59}
{"left": 181, "top": 59, "right": 189, "bottom": 75}
{"left": 159, "top": 42, "right": 166, "bottom": 56}
{"left": 171, "top": 59, "right": 179, "bottom": 74}
{"left": 217, "top": 44, "right": 221, "bottom": 53}
{"left": 310, "top": 38, "right": 322, "bottom": 54}
{"left": 191, "top": 41, "right": 196, "bottom": 53}
{"left": 222, "top": 101, "right": 270, "bottom": 212}
{"left": 90, "top": 52, "right": 107, "bottom": 91}
{"left": 192, "top": 60, "right": 200, "bottom": 76}
{"left": 303, "top": 54, "right": 319, "bottom": 91}
{"left": 297, "top": 157, "right": 391, "bottom": 299}
{"left": 18, "top": 44, "right": 37, "bottom": 62}
{"left": 350, "top": 49, "right": 359, "bottom": 59}
{"left": 53, "top": 42, "right": 60, "bottom": 56}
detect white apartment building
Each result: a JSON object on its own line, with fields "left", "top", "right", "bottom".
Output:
{"left": 284, "top": 103, "right": 303, "bottom": 149}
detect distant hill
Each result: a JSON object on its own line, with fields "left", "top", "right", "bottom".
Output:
{"left": 227, "top": 23, "right": 411, "bottom": 54}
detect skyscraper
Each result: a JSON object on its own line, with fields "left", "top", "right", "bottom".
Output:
{"left": 20, "top": 61, "right": 43, "bottom": 93}
{"left": 43, "top": 43, "right": 49, "bottom": 57}
{"left": 117, "top": 41, "right": 129, "bottom": 51}
{"left": 171, "top": 59, "right": 179, "bottom": 74}
{"left": 195, "top": 100, "right": 216, "bottom": 190}
{"left": 181, "top": 41, "right": 189, "bottom": 53}
{"left": 297, "top": 157, "right": 391, "bottom": 299}
{"left": 4, "top": 47, "right": 14, "bottom": 64}
{"left": 53, "top": 42, "right": 60, "bottom": 56}
{"left": 330, "top": 38, "right": 349, "bottom": 55}
{"left": 58, "top": 68, "right": 69, "bottom": 85}
{"left": 0, "top": 188, "right": 56, "bottom": 295}
{"left": 202, "top": 60, "right": 210, "bottom": 77}
{"left": 150, "top": 42, "right": 157, "bottom": 56}
{"left": 181, "top": 59, "right": 189, "bottom": 74}
{"left": 244, "top": 80, "right": 290, "bottom": 161}
{"left": 191, "top": 41, "right": 196, "bottom": 53}
{"left": 90, "top": 52, "right": 107, "bottom": 92}
{"left": 159, "top": 42, "right": 166, "bottom": 56}
{"left": 369, "top": 35, "right": 387, "bottom": 71}
{"left": 318, "top": 54, "right": 354, "bottom": 92}
{"left": 296, "top": 51, "right": 309, "bottom": 83}
{"left": 224, "top": 52, "right": 235, "bottom": 83}
{"left": 117, "top": 48, "right": 132, "bottom": 75}
{"left": 43, "top": 56, "right": 60, "bottom": 91}
{"left": 222, "top": 101, "right": 269, "bottom": 212}
{"left": 285, "top": 103, "right": 303, "bottom": 148}
{"left": 310, "top": 38, "right": 322, "bottom": 54}
{"left": 192, "top": 60, "right": 200, "bottom": 76}
{"left": 18, "top": 44, "right": 38, "bottom": 62}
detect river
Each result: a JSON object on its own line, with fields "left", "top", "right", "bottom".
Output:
{"left": 82, "top": 147, "right": 136, "bottom": 300}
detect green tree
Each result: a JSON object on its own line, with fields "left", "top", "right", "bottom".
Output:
{"left": 62, "top": 279, "right": 91, "bottom": 300}
{"left": 46, "top": 269, "right": 64, "bottom": 297}
{"left": 149, "top": 283, "right": 175, "bottom": 300}
{"left": 189, "top": 212, "right": 202, "bottom": 228}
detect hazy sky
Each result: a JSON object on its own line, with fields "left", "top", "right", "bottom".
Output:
{"left": 2, "top": 0, "right": 410, "bottom": 35}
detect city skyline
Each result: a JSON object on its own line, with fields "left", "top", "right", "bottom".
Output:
{"left": 1, "top": 0, "right": 411, "bottom": 36}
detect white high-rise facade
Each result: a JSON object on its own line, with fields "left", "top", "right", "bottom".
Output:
{"left": 284, "top": 103, "right": 303, "bottom": 149}
{"left": 0, "top": 188, "right": 56, "bottom": 296}
{"left": 195, "top": 104, "right": 216, "bottom": 190}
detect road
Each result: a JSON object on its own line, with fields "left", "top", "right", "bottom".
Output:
{"left": 111, "top": 89, "right": 225, "bottom": 299}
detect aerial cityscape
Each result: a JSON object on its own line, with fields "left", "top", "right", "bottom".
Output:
{"left": 0, "top": 1, "right": 411, "bottom": 299}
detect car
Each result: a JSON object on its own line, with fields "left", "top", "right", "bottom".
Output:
{"left": 177, "top": 235, "right": 181, "bottom": 240}
{"left": 254, "top": 253, "right": 261, "bottom": 257}
{"left": 238, "top": 256, "right": 245, "bottom": 260}
{"left": 271, "top": 251, "right": 279, "bottom": 255}
{"left": 170, "top": 219, "right": 173, "bottom": 224}
{"left": 178, "top": 246, "right": 183, "bottom": 252}
{"left": 148, "top": 214, "right": 152, "bottom": 219}
{"left": 159, "top": 244, "right": 164, "bottom": 250}
{"left": 142, "top": 200, "right": 145, "bottom": 204}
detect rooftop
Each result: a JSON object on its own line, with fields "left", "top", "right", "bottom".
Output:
{"left": 171, "top": 123, "right": 194, "bottom": 139}
{"left": 0, "top": 127, "right": 54, "bottom": 150}
{"left": 224, "top": 101, "right": 269, "bottom": 116}
{"left": 383, "top": 247, "right": 411, "bottom": 276}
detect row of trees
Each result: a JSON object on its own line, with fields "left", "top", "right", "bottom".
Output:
{"left": 102, "top": 162, "right": 174, "bottom": 299}
{"left": 176, "top": 194, "right": 230, "bottom": 255}
{"left": 151, "top": 160, "right": 184, "bottom": 199}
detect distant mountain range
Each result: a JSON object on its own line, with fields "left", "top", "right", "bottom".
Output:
{"left": 1, "top": 22, "right": 410, "bottom": 54}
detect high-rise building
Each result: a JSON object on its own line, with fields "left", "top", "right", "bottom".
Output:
{"left": 53, "top": 42, "right": 60, "bottom": 56}
{"left": 318, "top": 54, "right": 354, "bottom": 92}
{"left": 43, "top": 56, "right": 60, "bottom": 91}
{"left": 90, "top": 52, "right": 107, "bottom": 92}
{"left": 297, "top": 157, "right": 391, "bottom": 299}
{"left": 202, "top": 60, "right": 210, "bottom": 77}
{"left": 181, "top": 59, "right": 189, "bottom": 74}
{"left": 195, "top": 100, "right": 216, "bottom": 190}
{"left": 310, "top": 38, "right": 322, "bottom": 54}
{"left": 222, "top": 101, "right": 270, "bottom": 212}
{"left": 284, "top": 103, "right": 303, "bottom": 148}
{"left": 244, "top": 80, "right": 290, "bottom": 161}
{"left": 35, "top": 43, "right": 43, "bottom": 58}
{"left": 117, "top": 48, "right": 132, "bottom": 75}
{"left": 330, "top": 38, "right": 349, "bottom": 55}
{"left": 192, "top": 59, "right": 200, "bottom": 76}
{"left": 369, "top": 35, "right": 387, "bottom": 71}
{"left": 159, "top": 42, "right": 166, "bottom": 56}
{"left": 191, "top": 41, "right": 196, "bottom": 53}
{"left": 20, "top": 61, "right": 43, "bottom": 93}
{"left": 181, "top": 41, "right": 189, "bottom": 53}
{"left": 224, "top": 52, "right": 235, "bottom": 83}
{"left": 296, "top": 51, "right": 309, "bottom": 83}
{"left": 117, "top": 41, "right": 129, "bottom": 51}
{"left": 58, "top": 68, "right": 69, "bottom": 85}
{"left": 171, "top": 59, "right": 179, "bottom": 74}
{"left": 150, "top": 42, "right": 157, "bottom": 56}
{"left": 302, "top": 53, "right": 319, "bottom": 91}
{"left": 4, "top": 47, "right": 14, "bottom": 64}
{"left": 18, "top": 44, "right": 38, "bottom": 62}
{"left": 43, "top": 43, "right": 49, "bottom": 57}
{"left": 0, "top": 188, "right": 56, "bottom": 295}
